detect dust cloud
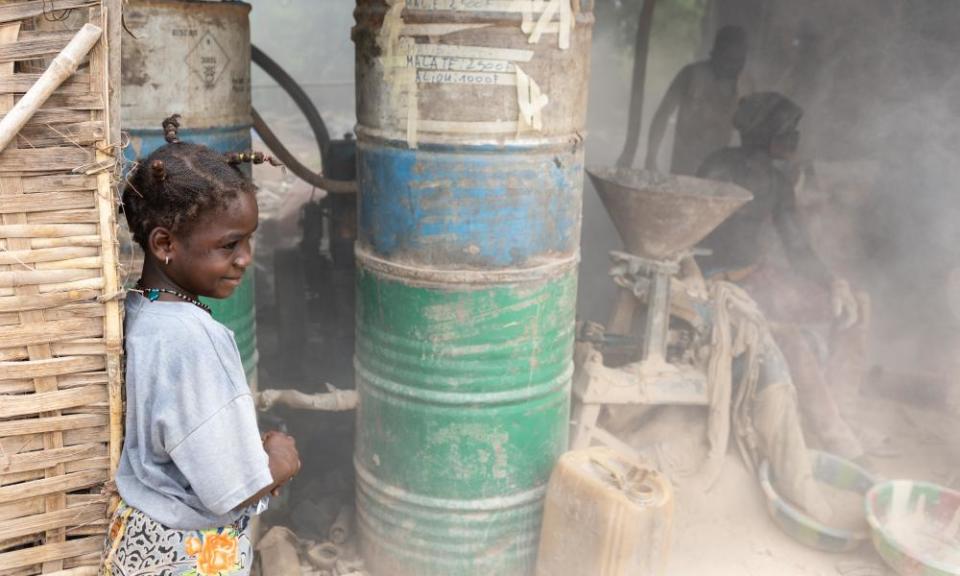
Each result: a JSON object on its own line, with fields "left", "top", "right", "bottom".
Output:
{"left": 245, "top": 1, "right": 960, "bottom": 573}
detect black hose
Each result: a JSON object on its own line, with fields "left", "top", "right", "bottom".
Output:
{"left": 252, "top": 107, "right": 355, "bottom": 194}
{"left": 251, "top": 45, "right": 355, "bottom": 193}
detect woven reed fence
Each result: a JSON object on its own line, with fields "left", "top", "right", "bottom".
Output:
{"left": 0, "top": 1, "right": 122, "bottom": 575}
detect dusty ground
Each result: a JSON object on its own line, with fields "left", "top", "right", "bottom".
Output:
{"left": 665, "top": 394, "right": 959, "bottom": 576}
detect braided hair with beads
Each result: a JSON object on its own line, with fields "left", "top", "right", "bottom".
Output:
{"left": 122, "top": 115, "right": 277, "bottom": 250}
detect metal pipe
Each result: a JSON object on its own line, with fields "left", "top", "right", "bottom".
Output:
{"left": 642, "top": 270, "right": 672, "bottom": 363}
{"left": 617, "top": 0, "right": 659, "bottom": 168}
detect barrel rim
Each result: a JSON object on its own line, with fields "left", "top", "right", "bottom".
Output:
{"left": 355, "top": 360, "right": 573, "bottom": 406}
{"left": 353, "top": 1, "right": 595, "bottom": 24}
{"left": 355, "top": 125, "right": 588, "bottom": 150}
{"left": 355, "top": 460, "right": 549, "bottom": 511}
{"left": 355, "top": 247, "right": 579, "bottom": 286}
{"left": 126, "top": 0, "right": 252, "bottom": 14}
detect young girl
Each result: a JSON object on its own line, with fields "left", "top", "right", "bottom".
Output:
{"left": 101, "top": 116, "right": 300, "bottom": 576}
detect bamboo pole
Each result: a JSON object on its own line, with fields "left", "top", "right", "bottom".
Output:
{"left": 0, "top": 23, "right": 101, "bottom": 154}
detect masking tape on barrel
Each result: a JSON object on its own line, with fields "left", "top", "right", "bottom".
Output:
{"left": 515, "top": 65, "right": 549, "bottom": 133}
{"left": 404, "top": 0, "right": 553, "bottom": 14}
{"left": 522, "top": 0, "right": 573, "bottom": 49}
{"left": 379, "top": 0, "right": 406, "bottom": 60}
{"left": 376, "top": 0, "right": 556, "bottom": 142}
{"left": 399, "top": 0, "right": 575, "bottom": 49}
{"left": 400, "top": 23, "right": 492, "bottom": 37}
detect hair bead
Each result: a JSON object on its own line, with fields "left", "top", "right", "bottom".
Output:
{"left": 162, "top": 114, "right": 182, "bottom": 144}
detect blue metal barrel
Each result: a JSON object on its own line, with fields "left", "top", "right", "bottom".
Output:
{"left": 358, "top": 140, "right": 583, "bottom": 268}
{"left": 121, "top": 0, "right": 257, "bottom": 383}
{"left": 353, "top": 1, "right": 594, "bottom": 574}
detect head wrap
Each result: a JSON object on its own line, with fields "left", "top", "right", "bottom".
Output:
{"left": 733, "top": 92, "right": 804, "bottom": 148}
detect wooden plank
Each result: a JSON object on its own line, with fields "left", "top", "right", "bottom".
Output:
{"left": 30, "top": 235, "right": 100, "bottom": 249}
{"left": 0, "top": 502, "right": 105, "bottom": 542}
{"left": 0, "top": 31, "right": 73, "bottom": 64}
{"left": 66, "top": 523, "right": 108, "bottom": 537}
{"left": 0, "top": 535, "right": 39, "bottom": 554}
{"left": 106, "top": 0, "right": 120, "bottom": 148}
{"left": 44, "top": 304, "right": 105, "bottom": 321}
{"left": 0, "top": 304, "right": 100, "bottom": 325}
{"left": 0, "top": 413, "right": 106, "bottom": 438}
{"left": 0, "top": 535, "right": 101, "bottom": 573}
{"left": 37, "top": 276, "right": 104, "bottom": 295}
{"left": 0, "top": 424, "right": 108, "bottom": 452}
{"left": 0, "top": 372, "right": 108, "bottom": 394}
{"left": 21, "top": 107, "right": 89, "bottom": 126}
{"left": 10, "top": 425, "right": 110, "bottom": 449}
{"left": 0, "top": 385, "right": 107, "bottom": 419}
{"left": 93, "top": 0, "right": 124, "bottom": 494}
{"left": 0, "top": 73, "right": 91, "bottom": 95}
{"left": 6, "top": 455, "right": 111, "bottom": 485}
{"left": 67, "top": 494, "right": 108, "bottom": 507}
{"left": 0, "top": 289, "right": 99, "bottom": 313}
{"left": 52, "top": 340, "right": 106, "bottom": 357}
{"left": 0, "top": 146, "right": 92, "bottom": 172}
{"left": 0, "top": 246, "right": 97, "bottom": 266}
{"left": 21, "top": 174, "right": 97, "bottom": 193}
{"left": 0, "top": 1, "right": 96, "bottom": 25}
{"left": 27, "top": 209, "right": 101, "bottom": 224}
{"left": 0, "top": 268, "right": 99, "bottom": 288}
{"left": 35, "top": 256, "right": 102, "bottom": 270}
{"left": 0, "top": 223, "right": 97, "bottom": 238}
{"left": 0, "top": 190, "right": 94, "bottom": 213}
{"left": 64, "top": 455, "right": 108, "bottom": 474}
{"left": 0, "top": 356, "right": 105, "bottom": 383}
{"left": 0, "top": 443, "right": 104, "bottom": 476}
{"left": 61, "top": 558, "right": 100, "bottom": 572}
{"left": 0, "top": 341, "right": 107, "bottom": 362}
{"left": 0, "top": 316, "right": 101, "bottom": 347}
{"left": 17, "top": 120, "right": 104, "bottom": 148}
{"left": 0, "top": 494, "right": 43, "bottom": 522}
{"left": 40, "top": 93, "right": 103, "bottom": 110}
{"left": 0, "top": 470, "right": 106, "bottom": 504}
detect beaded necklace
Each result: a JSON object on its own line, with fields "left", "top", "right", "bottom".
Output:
{"left": 134, "top": 279, "right": 212, "bottom": 314}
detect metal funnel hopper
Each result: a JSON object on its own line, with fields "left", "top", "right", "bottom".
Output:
{"left": 587, "top": 167, "right": 753, "bottom": 260}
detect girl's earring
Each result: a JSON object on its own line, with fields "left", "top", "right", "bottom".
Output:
{"left": 165, "top": 256, "right": 170, "bottom": 265}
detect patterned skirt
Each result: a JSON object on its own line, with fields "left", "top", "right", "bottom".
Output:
{"left": 100, "top": 501, "right": 254, "bottom": 576}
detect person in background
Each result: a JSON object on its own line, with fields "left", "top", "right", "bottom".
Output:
{"left": 100, "top": 116, "right": 300, "bottom": 576}
{"left": 696, "top": 92, "right": 865, "bottom": 461}
{"left": 642, "top": 25, "right": 750, "bottom": 176}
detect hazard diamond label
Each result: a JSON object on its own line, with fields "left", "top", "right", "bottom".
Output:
{"left": 185, "top": 31, "right": 231, "bottom": 89}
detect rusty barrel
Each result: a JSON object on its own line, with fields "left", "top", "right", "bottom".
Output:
{"left": 121, "top": 0, "right": 258, "bottom": 384}
{"left": 353, "top": 2, "right": 593, "bottom": 574}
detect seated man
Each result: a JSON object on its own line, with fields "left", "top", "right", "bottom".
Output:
{"left": 696, "top": 92, "right": 864, "bottom": 460}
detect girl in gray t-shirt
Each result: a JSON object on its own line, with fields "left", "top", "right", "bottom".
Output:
{"left": 100, "top": 116, "right": 300, "bottom": 576}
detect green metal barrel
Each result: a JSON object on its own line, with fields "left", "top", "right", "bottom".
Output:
{"left": 353, "top": 1, "right": 593, "bottom": 574}
{"left": 355, "top": 257, "right": 576, "bottom": 574}
{"left": 201, "top": 272, "right": 257, "bottom": 382}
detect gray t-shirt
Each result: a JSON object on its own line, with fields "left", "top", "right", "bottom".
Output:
{"left": 116, "top": 292, "right": 272, "bottom": 530}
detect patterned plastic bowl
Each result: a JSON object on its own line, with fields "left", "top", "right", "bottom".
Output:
{"left": 866, "top": 480, "right": 960, "bottom": 576}
{"left": 759, "top": 450, "right": 878, "bottom": 552}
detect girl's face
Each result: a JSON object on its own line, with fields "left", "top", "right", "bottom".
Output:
{"left": 165, "top": 191, "right": 259, "bottom": 299}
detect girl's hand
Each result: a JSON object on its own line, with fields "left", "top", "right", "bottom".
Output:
{"left": 263, "top": 431, "right": 301, "bottom": 491}
{"left": 239, "top": 431, "right": 302, "bottom": 509}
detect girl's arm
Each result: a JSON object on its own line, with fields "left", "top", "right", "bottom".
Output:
{"left": 240, "top": 431, "right": 300, "bottom": 508}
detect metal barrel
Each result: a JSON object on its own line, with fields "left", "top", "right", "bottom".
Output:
{"left": 121, "top": 0, "right": 258, "bottom": 383}
{"left": 353, "top": 2, "right": 593, "bottom": 574}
